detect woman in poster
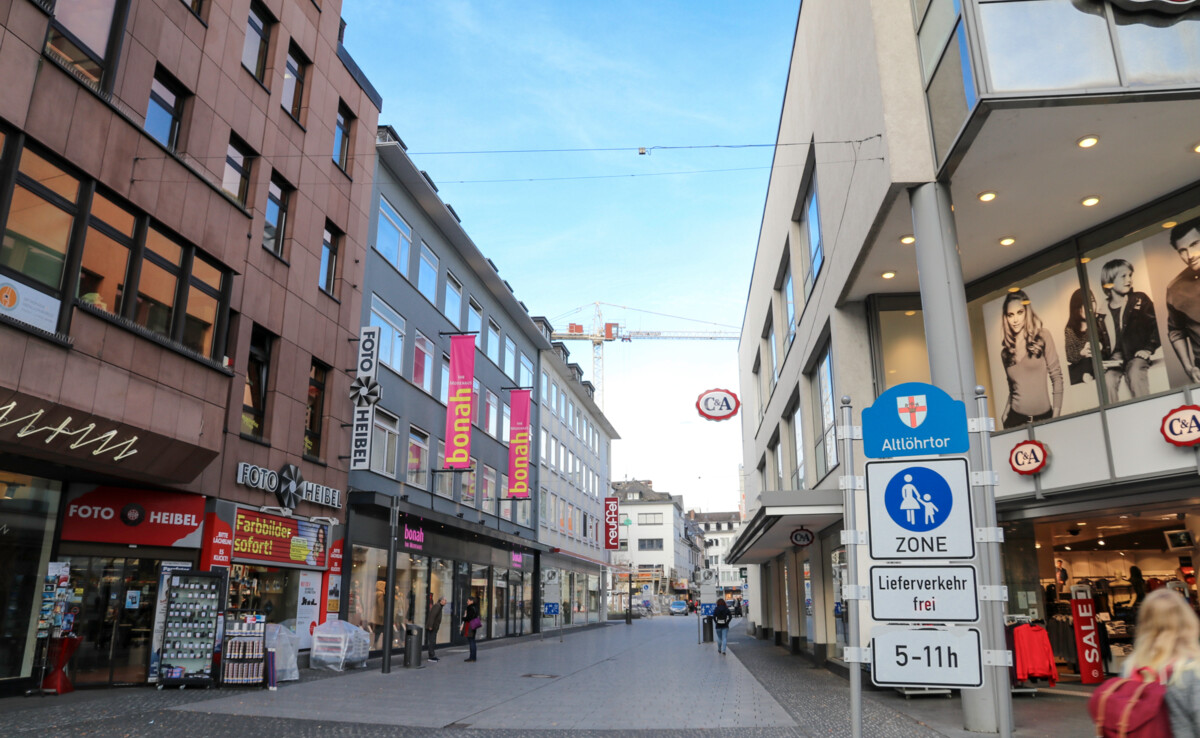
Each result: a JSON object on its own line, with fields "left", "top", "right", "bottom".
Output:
{"left": 1000, "top": 290, "right": 1063, "bottom": 429}
{"left": 1064, "top": 288, "right": 1114, "bottom": 385}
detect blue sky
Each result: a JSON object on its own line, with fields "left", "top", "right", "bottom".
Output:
{"left": 343, "top": 1, "right": 799, "bottom": 512}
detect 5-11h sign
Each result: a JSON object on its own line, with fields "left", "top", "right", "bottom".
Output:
{"left": 871, "top": 626, "right": 983, "bottom": 689}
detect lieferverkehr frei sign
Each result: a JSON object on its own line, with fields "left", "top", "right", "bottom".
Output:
{"left": 862, "top": 382, "right": 970, "bottom": 459}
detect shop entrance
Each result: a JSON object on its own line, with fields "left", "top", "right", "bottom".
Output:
{"left": 59, "top": 555, "right": 162, "bottom": 686}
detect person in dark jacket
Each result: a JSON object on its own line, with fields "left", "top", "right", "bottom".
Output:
{"left": 426, "top": 596, "right": 445, "bottom": 662}
{"left": 462, "top": 596, "right": 479, "bottom": 662}
{"left": 1101, "top": 258, "right": 1160, "bottom": 400}
{"left": 712, "top": 598, "right": 732, "bottom": 655}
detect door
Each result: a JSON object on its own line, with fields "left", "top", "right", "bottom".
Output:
{"left": 67, "top": 556, "right": 160, "bottom": 685}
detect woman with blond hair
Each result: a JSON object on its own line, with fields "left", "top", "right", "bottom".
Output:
{"left": 1123, "top": 589, "right": 1200, "bottom": 736}
{"left": 999, "top": 290, "right": 1063, "bottom": 429}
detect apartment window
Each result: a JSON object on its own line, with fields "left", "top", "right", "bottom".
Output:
{"left": 77, "top": 192, "right": 135, "bottom": 317}
{"left": 281, "top": 43, "right": 308, "bottom": 120}
{"left": 502, "top": 403, "right": 511, "bottom": 443}
{"left": 812, "top": 343, "right": 838, "bottom": 480}
{"left": 482, "top": 465, "right": 496, "bottom": 514}
{"left": 241, "top": 325, "right": 272, "bottom": 438}
{"left": 375, "top": 197, "right": 411, "bottom": 276}
{"left": 333, "top": 102, "right": 352, "bottom": 171}
{"left": 241, "top": 1, "right": 272, "bottom": 83}
{"left": 557, "top": 497, "right": 565, "bottom": 529}
{"left": 541, "top": 371, "right": 549, "bottom": 404}
{"left": 222, "top": 136, "right": 253, "bottom": 206}
{"left": 486, "top": 321, "right": 500, "bottom": 365}
{"left": 417, "top": 242, "right": 438, "bottom": 303}
{"left": 439, "top": 356, "right": 450, "bottom": 405}
{"left": 2, "top": 150, "right": 80, "bottom": 294}
{"left": 638, "top": 513, "right": 663, "bottom": 525}
{"left": 461, "top": 459, "right": 477, "bottom": 505}
{"left": 801, "top": 179, "right": 823, "bottom": 298}
{"left": 539, "top": 489, "right": 549, "bottom": 527}
{"left": 413, "top": 331, "right": 434, "bottom": 393}
{"left": 45, "top": 0, "right": 127, "bottom": 90}
{"left": 765, "top": 318, "right": 777, "bottom": 387}
{"left": 467, "top": 300, "right": 482, "bottom": 347}
{"left": 263, "top": 173, "right": 291, "bottom": 256}
{"left": 435, "top": 441, "right": 453, "bottom": 497}
{"left": 485, "top": 391, "right": 499, "bottom": 437}
{"left": 781, "top": 262, "right": 796, "bottom": 345}
{"left": 549, "top": 437, "right": 558, "bottom": 470}
{"left": 520, "top": 354, "right": 534, "bottom": 390}
{"left": 549, "top": 383, "right": 558, "bottom": 415}
{"left": 516, "top": 488, "right": 531, "bottom": 527}
{"left": 407, "top": 428, "right": 429, "bottom": 488}
{"left": 304, "top": 361, "right": 327, "bottom": 459}
{"left": 638, "top": 539, "right": 664, "bottom": 552}
{"left": 771, "top": 438, "right": 784, "bottom": 491}
{"left": 369, "top": 295, "right": 405, "bottom": 372}
{"left": 504, "top": 336, "right": 517, "bottom": 380}
{"left": 145, "top": 68, "right": 185, "bottom": 151}
{"left": 568, "top": 505, "right": 575, "bottom": 535}
{"left": 618, "top": 539, "right": 628, "bottom": 551}
{"left": 371, "top": 410, "right": 400, "bottom": 477}
{"left": 443, "top": 273, "right": 462, "bottom": 326}
{"left": 789, "top": 403, "right": 806, "bottom": 490}
{"left": 318, "top": 223, "right": 339, "bottom": 295}
{"left": 181, "top": 0, "right": 201, "bottom": 12}
{"left": 540, "top": 428, "right": 549, "bottom": 464}
{"left": 568, "top": 401, "right": 575, "bottom": 431}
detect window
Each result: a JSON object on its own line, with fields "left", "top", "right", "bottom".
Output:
{"left": 241, "top": 324, "right": 272, "bottom": 438}
{"left": 482, "top": 465, "right": 496, "bottom": 514}
{"left": 801, "top": 179, "right": 823, "bottom": 298}
{"left": 134, "top": 227, "right": 181, "bottom": 341}
{"left": 304, "top": 361, "right": 327, "bottom": 458}
{"left": 557, "top": 497, "right": 565, "bottom": 529}
{"left": 540, "top": 428, "right": 549, "bottom": 464}
{"left": 781, "top": 261, "right": 795, "bottom": 345}
{"left": 242, "top": 1, "right": 272, "bottom": 83}
{"left": 1, "top": 149, "right": 80, "bottom": 294}
{"left": 520, "top": 354, "right": 534, "bottom": 389}
{"left": 811, "top": 344, "right": 838, "bottom": 480}
{"left": 407, "top": 428, "right": 429, "bottom": 488}
{"left": 789, "top": 403, "right": 806, "bottom": 489}
{"left": 461, "top": 458, "right": 477, "bottom": 505}
{"left": 504, "top": 336, "right": 517, "bottom": 380}
{"left": 538, "top": 489, "right": 549, "bottom": 527}
{"left": 439, "top": 356, "right": 450, "bottom": 405}
{"left": 485, "top": 391, "right": 499, "bottom": 437}
{"left": 486, "top": 321, "right": 500, "bottom": 365}
{"left": 413, "top": 331, "right": 434, "bottom": 393}
{"left": 181, "top": 0, "right": 201, "bottom": 12}
{"left": 375, "top": 197, "right": 411, "bottom": 275}
{"left": 467, "top": 300, "right": 482, "bottom": 347}
{"left": 435, "top": 441, "right": 453, "bottom": 497}
{"left": 45, "top": 0, "right": 126, "bottom": 90}
{"left": 145, "top": 68, "right": 185, "bottom": 151}
{"left": 333, "top": 102, "right": 352, "bottom": 170}
{"left": 222, "top": 136, "right": 253, "bottom": 206}
{"left": 502, "top": 403, "right": 511, "bottom": 443}
{"left": 371, "top": 410, "right": 399, "bottom": 477}
{"left": 472, "top": 379, "right": 480, "bottom": 424}
{"left": 568, "top": 504, "right": 575, "bottom": 535}
{"left": 638, "top": 513, "right": 663, "bottom": 525}
{"left": 638, "top": 539, "right": 664, "bottom": 551}
{"left": 765, "top": 317, "right": 777, "bottom": 387}
{"left": 443, "top": 273, "right": 462, "bottom": 326}
{"left": 281, "top": 43, "right": 308, "bottom": 120}
{"left": 77, "top": 192, "right": 135, "bottom": 317}
{"left": 182, "top": 254, "right": 222, "bottom": 358}
{"left": 549, "top": 436, "right": 558, "bottom": 470}
{"left": 318, "top": 223, "right": 338, "bottom": 295}
{"left": 369, "top": 295, "right": 405, "bottom": 372}
{"left": 618, "top": 539, "right": 628, "bottom": 552}
{"left": 541, "top": 371, "right": 549, "bottom": 404}
{"left": 263, "top": 173, "right": 290, "bottom": 256}
{"left": 417, "top": 242, "right": 438, "bottom": 303}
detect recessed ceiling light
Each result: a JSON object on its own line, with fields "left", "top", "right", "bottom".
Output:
{"left": 1077, "top": 522, "right": 1087, "bottom": 526}
{"left": 1119, "top": 514, "right": 1130, "bottom": 519}
{"left": 978, "top": 191, "right": 997, "bottom": 203}
{"left": 904, "top": 310, "right": 916, "bottom": 317}
{"left": 1080, "top": 257, "right": 1091, "bottom": 264}
{"left": 1035, "top": 542, "right": 1042, "bottom": 549}
{"left": 1164, "top": 221, "right": 1178, "bottom": 229}
{"left": 900, "top": 235, "right": 915, "bottom": 245}
{"left": 1098, "top": 540, "right": 1106, "bottom": 546}
{"left": 1007, "top": 287, "right": 1021, "bottom": 293}
{"left": 1194, "top": 143, "right": 1200, "bottom": 154}
{"left": 1077, "top": 135, "right": 1099, "bottom": 149}
{"left": 1064, "top": 546, "right": 1072, "bottom": 551}
{"left": 1082, "top": 196, "right": 1100, "bottom": 207}
{"left": 999, "top": 237, "right": 1015, "bottom": 246}
{"left": 882, "top": 272, "right": 896, "bottom": 279}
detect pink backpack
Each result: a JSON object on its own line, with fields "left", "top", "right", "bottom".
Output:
{"left": 1087, "top": 668, "right": 1173, "bottom": 738}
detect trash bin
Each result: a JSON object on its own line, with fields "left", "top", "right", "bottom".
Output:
{"left": 403, "top": 624, "right": 423, "bottom": 668}
{"left": 702, "top": 616, "right": 714, "bottom": 643}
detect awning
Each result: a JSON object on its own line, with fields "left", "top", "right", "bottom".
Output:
{"left": 725, "top": 489, "right": 843, "bottom": 565}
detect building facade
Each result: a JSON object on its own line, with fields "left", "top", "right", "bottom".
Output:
{"left": 690, "top": 510, "right": 744, "bottom": 601}
{"left": 609, "top": 480, "right": 701, "bottom": 609}
{"left": 0, "top": 0, "right": 379, "bottom": 691}
{"left": 729, "top": 0, "right": 1200, "bottom": 730}
{"left": 530, "top": 327, "right": 618, "bottom": 628}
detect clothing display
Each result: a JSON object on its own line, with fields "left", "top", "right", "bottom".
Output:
{"left": 1008, "top": 623, "right": 1058, "bottom": 687}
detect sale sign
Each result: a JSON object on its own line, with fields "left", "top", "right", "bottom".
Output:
{"left": 61, "top": 486, "right": 203, "bottom": 546}
{"left": 443, "top": 335, "right": 476, "bottom": 469}
{"left": 604, "top": 497, "right": 620, "bottom": 550}
{"left": 232, "top": 509, "right": 329, "bottom": 569}
{"left": 506, "top": 389, "right": 531, "bottom": 498}
{"left": 1071, "top": 598, "right": 1104, "bottom": 684}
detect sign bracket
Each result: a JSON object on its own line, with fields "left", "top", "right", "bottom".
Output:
{"left": 974, "top": 527, "right": 1005, "bottom": 543}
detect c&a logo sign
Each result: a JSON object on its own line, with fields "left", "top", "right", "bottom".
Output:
{"left": 696, "top": 388, "right": 740, "bottom": 421}
{"left": 1008, "top": 440, "right": 1048, "bottom": 476}
{"left": 1161, "top": 405, "right": 1200, "bottom": 447}
{"left": 1108, "top": 0, "right": 1199, "bottom": 14}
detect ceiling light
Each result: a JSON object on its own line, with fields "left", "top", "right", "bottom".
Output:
{"left": 1077, "top": 522, "right": 1087, "bottom": 526}
{"left": 900, "top": 235, "right": 915, "bottom": 245}
{"left": 1065, "top": 546, "right": 1072, "bottom": 551}
{"left": 1194, "top": 143, "right": 1200, "bottom": 154}
{"left": 1035, "top": 542, "right": 1042, "bottom": 549}
{"left": 1082, "top": 196, "right": 1100, "bottom": 207}
{"left": 1077, "top": 135, "right": 1099, "bottom": 149}
{"left": 999, "top": 237, "right": 1015, "bottom": 246}
{"left": 978, "top": 191, "right": 997, "bottom": 203}
{"left": 904, "top": 310, "right": 916, "bottom": 317}
{"left": 1098, "top": 540, "right": 1106, "bottom": 546}
{"left": 1119, "top": 515, "right": 1130, "bottom": 519}
{"left": 1119, "top": 551, "right": 1126, "bottom": 556}
{"left": 1164, "top": 221, "right": 1178, "bottom": 229}
{"left": 1007, "top": 286, "right": 1021, "bottom": 293}
{"left": 1080, "top": 257, "right": 1091, "bottom": 264}
{"left": 882, "top": 272, "right": 896, "bottom": 279}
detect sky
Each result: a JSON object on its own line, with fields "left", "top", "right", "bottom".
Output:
{"left": 342, "top": 1, "right": 799, "bottom": 513}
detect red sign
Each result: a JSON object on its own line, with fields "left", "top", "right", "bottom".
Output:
{"left": 1161, "top": 405, "right": 1200, "bottom": 447}
{"left": 1071, "top": 598, "right": 1104, "bottom": 684}
{"left": 320, "top": 537, "right": 344, "bottom": 624}
{"left": 1008, "top": 440, "right": 1048, "bottom": 475}
{"left": 507, "top": 389, "right": 532, "bottom": 498}
{"left": 61, "top": 486, "right": 203, "bottom": 546}
{"left": 232, "top": 509, "right": 329, "bottom": 569}
{"left": 443, "top": 335, "right": 476, "bottom": 469}
{"left": 696, "top": 388, "right": 740, "bottom": 421}
{"left": 604, "top": 497, "right": 620, "bottom": 550}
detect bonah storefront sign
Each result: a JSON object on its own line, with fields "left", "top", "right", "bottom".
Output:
{"left": 506, "top": 389, "right": 531, "bottom": 498}
{"left": 443, "top": 334, "right": 476, "bottom": 469}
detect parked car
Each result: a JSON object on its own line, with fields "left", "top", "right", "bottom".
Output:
{"left": 669, "top": 600, "right": 688, "bottom": 616}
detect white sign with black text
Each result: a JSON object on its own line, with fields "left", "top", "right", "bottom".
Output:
{"left": 349, "top": 326, "right": 381, "bottom": 471}
{"left": 870, "top": 626, "right": 983, "bottom": 689}
{"left": 870, "top": 565, "right": 979, "bottom": 623}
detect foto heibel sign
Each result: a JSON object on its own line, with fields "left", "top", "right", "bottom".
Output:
{"left": 349, "top": 326, "right": 381, "bottom": 471}
{"left": 604, "top": 497, "right": 620, "bottom": 550}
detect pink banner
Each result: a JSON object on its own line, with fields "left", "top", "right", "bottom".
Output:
{"left": 506, "top": 390, "right": 532, "bottom": 498}
{"left": 443, "top": 335, "right": 476, "bottom": 469}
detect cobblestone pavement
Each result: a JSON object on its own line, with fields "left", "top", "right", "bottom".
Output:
{"left": 0, "top": 616, "right": 1095, "bottom": 737}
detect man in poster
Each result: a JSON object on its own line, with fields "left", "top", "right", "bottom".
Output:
{"left": 1166, "top": 217, "right": 1200, "bottom": 384}
{"left": 1100, "top": 258, "right": 1160, "bottom": 399}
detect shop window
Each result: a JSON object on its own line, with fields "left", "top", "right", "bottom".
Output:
{"left": 369, "top": 294, "right": 405, "bottom": 372}
{"left": 77, "top": 192, "right": 135, "bottom": 316}
{"left": 485, "top": 390, "right": 499, "bottom": 437}
{"left": 333, "top": 101, "right": 352, "bottom": 172}
{"left": 222, "top": 136, "right": 254, "bottom": 207}
{"left": 467, "top": 300, "right": 482, "bottom": 348}
{"left": 0, "top": 473, "right": 62, "bottom": 681}
{"left": 486, "top": 321, "right": 500, "bottom": 364}
{"left": 281, "top": 43, "right": 308, "bottom": 121}
{"left": 145, "top": 67, "right": 187, "bottom": 151}
{"left": 45, "top": 0, "right": 127, "bottom": 91}
{"left": 977, "top": 0, "right": 1117, "bottom": 94}
{"left": 304, "top": 360, "right": 327, "bottom": 459}
{"left": 242, "top": 1, "right": 273, "bottom": 84}
{"left": 482, "top": 464, "right": 496, "bottom": 514}
{"left": 810, "top": 343, "right": 838, "bottom": 480}
{"left": 371, "top": 409, "right": 400, "bottom": 477}
{"left": 461, "top": 458, "right": 477, "bottom": 506}
{"left": 877, "top": 309, "right": 931, "bottom": 389}
{"left": 262, "top": 173, "right": 291, "bottom": 257}
{"left": 1, "top": 150, "right": 80, "bottom": 293}
{"left": 242, "top": 324, "right": 272, "bottom": 438}
{"left": 413, "top": 330, "right": 434, "bottom": 394}
{"left": 417, "top": 241, "right": 438, "bottom": 303}
{"left": 407, "top": 427, "right": 429, "bottom": 488}
{"left": 1113, "top": 7, "right": 1200, "bottom": 87}
{"left": 442, "top": 273, "right": 462, "bottom": 326}
{"left": 434, "top": 441, "right": 453, "bottom": 498}
{"left": 375, "top": 196, "right": 411, "bottom": 276}
{"left": 927, "top": 21, "right": 976, "bottom": 163}
{"left": 318, "top": 222, "right": 339, "bottom": 295}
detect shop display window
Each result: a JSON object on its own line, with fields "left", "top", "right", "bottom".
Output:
{"left": 0, "top": 473, "right": 61, "bottom": 681}
{"left": 429, "top": 559, "right": 455, "bottom": 644}
{"left": 348, "top": 546, "right": 431, "bottom": 650}
{"left": 228, "top": 564, "right": 298, "bottom": 625}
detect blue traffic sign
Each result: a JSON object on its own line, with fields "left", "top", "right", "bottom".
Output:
{"left": 884, "top": 465, "right": 953, "bottom": 532}
{"left": 544, "top": 602, "right": 560, "bottom": 615}
{"left": 862, "top": 382, "right": 969, "bottom": 459}
{"left": 700, "top": 603, "right": 715, "bottom": 616}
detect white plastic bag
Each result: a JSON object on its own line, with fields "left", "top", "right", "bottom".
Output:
{"left": 266, "top": 621, "right": 300, "bottom": 681}
{"left": 308, "top": 619, "right": 371, "bottom": 672}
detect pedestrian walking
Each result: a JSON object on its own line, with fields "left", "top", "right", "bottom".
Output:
{"left": 426, "top": 596, "right": 445, "bottom": 662}
{"left": 712, "top": 598, "right": 732, "bottom": 655}
{"left": 462, "top": 596, "right": 480, "bottom": 662}
{"left": 733, "top": 600, "right": 743, "bottom": 618}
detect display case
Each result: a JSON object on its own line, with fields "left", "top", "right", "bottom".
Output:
{"left": 222, "top": 610, "right": 266, "bottom": 687}
{"left": 158, "top": 571, "right": 223, "bottom": 689}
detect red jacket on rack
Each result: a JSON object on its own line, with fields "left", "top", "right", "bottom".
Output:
{"left": 1013, "top": 624, "right": 1058, "bottom": 686}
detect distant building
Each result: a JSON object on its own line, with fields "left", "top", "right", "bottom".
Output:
{"left": 609, "top": 480, "right": 700, "bottom": 607}
{"left": 689, "top": 510, "right": 745, "bottom": 599}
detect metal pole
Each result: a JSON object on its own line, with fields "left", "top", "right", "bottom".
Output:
{"left": 840, "top": 398, "right": 862, "bottom": 738}
{"left": 627, "top": 569, "right": 633, "bottom": 625}
{"left": 381, "top": 495, "right": 399, "bottom": 674}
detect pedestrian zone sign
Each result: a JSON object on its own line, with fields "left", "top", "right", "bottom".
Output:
{"left": 861, "top": 382, "right": 969, "bottom": 459}
{"left": 867, "top": 457, "right": 974, "bottom": 560}
{"left": 544, "top": 602, "right": 560, "bottom": 615}
{"left": 700, "top": 603, "right": 715, "bottom": 616}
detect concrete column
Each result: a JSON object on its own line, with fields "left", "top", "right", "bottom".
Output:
{"left": 786, "top": 549, "right": 804, "bottom": 651}
{"left": 910, "top": 182, "right": 1012, "bottom": 735}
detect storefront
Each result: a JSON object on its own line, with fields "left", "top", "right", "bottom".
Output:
{"left": 539, "top": 551, "right": 603, "bottom": 630}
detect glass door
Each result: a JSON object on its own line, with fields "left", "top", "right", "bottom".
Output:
{"left": 508, "top": 571, "right": 525, "bottom": 636}
{"left": 469, "top": 564, "right": 490, "bottom": 639}
{"left": 492, "top": 568, "right": 508, "bottom": 638}
{"left": 66, "top": 556, "right": 159, "bottom": 685}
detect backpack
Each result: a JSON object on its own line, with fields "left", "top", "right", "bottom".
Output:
{"left": 1087, "top": 667, "right": 1173, "bottom": 738}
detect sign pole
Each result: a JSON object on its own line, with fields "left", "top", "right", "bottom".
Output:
{"left": 840, "top": 398, "right": 862, "bottom": 738}
{"left": 381, "top": 494, "right": 399, "bottom": 674}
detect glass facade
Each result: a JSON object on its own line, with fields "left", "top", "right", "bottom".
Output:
{"left": 0, "top": 472, "right": 61, "bottom": 682}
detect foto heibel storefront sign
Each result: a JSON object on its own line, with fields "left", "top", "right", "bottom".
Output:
{"left": 233, "top": 508, "right": 329, "bottom": 569}
{"left": 349, "top": 325, "right": 382, "bottom": 471}
{"left": 61, "top": 485, "right": 203, "bottom": 546}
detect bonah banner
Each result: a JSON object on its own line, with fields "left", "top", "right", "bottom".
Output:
{"left": 443, "top": 334, "right": 476, "bottom": 469}
{"left": 506, "top": 389, "right": 531, "bottom": 498}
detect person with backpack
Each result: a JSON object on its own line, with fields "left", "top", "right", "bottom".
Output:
{"left": 712, "top": 598, "right": 732, "bottom": 655}
{"left": 1088, "top": 589, "right": 1200, "bottom": 736}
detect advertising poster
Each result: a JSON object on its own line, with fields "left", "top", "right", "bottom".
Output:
{"left": 506, "top": 390, "right": 532, "bottom": 498}
{"left": 296, "top": 570, "right": 322, "bottom": 650}
{"left": 443, "top": 334, "right": 477, "bottom": 469}
{"left": 232, "top": 509, "right": 329, "bottom": 569}
{"left": 148, "top": 561, "right": 193, "bottom": 683}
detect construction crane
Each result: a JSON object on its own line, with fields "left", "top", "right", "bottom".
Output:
{"left": 549, "top": 302, "right": 738, "bottom": 408}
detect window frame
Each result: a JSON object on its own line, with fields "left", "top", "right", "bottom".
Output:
{"left": 406, "top": 427, "right": 430, "bottom": 489}
{"left": 222, "top": 136, "right": 254, "bottom": 207}
{"left": 371, "top": 409, "right": 400, "bottom": 478}
{"left": 442, "top": 272, "right": 462, "bottom": 327}
{"left": 241, "top": 324, "right": 273, "bottom": 440}
{"left": 413, "top": 330, "right": 435, "bottom": 394}
{"left": 417, "top": 241, "right": 438, "bottom": 303}
{"left": 369, "top": 294, "right": 405, "bottom": 373}
{"left": 281, "top": 42, "right": 309, "bottom": 122}
{"left": 242, "top": 1, "right": 273, "bottom": 84}
{"left": 810, "top": 342, "right": 838, "bottom": 482}
{"left": 304, "top": 360, "right": 328, "bottom": 460}
{"left": 145, "top": 66, "right": 186, "bottom": 152}
{"left": 318, "top": 222, "right": 339, "bottom": 295}
{"left": 45, "top": 0, "right": 130, "bottom": 93}
{"left": 333, "top": 101, "right": 353, "bottom": 172}
{"left": 262, "top": 172, "right": 291, "bottom": 257}
{"left": 801, "top": 176, "right": 824, "bottom": 299}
